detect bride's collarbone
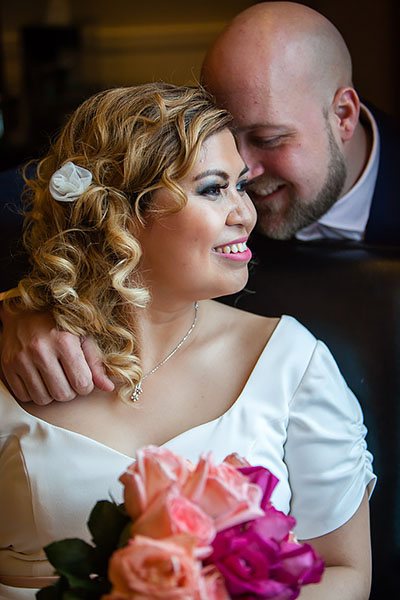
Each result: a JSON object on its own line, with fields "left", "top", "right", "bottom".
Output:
{"left": 22, "top": 312, "right": 278, "bottom": 456}
{"left": 20, "top": 375, "right": 234, "bottom": 457}
{"left": 102, "top": 313, "right": 277, "bottom": 452}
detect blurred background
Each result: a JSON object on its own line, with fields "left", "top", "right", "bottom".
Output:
{"left": 1, "top": 0, "right": 399, "bottom": 170}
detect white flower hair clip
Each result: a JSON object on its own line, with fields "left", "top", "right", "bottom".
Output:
{"left": 49, "top": 161, "right": 92, "bottom": 202}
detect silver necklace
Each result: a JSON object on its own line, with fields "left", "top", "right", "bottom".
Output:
{"left": 131, "top": 301, "right": 199, "bottom": 402}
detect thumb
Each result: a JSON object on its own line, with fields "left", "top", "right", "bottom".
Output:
{"left": 81, "top": 336, "right": 115, "bottom": 392}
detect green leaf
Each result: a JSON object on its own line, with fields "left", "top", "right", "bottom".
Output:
{"left": 62, "top": 591, "right": 92, "bottom": 600}
{"left": 36, "top": 585, "right": 63, "bottom": 599}
{"left": 88, "top": 500, "right": 129, "bottom": 548}
{"left": 118, "top": 521, "right": 133, "bottom": 549}
{"left": 44, "top": 539, "right": 96, "bottom": 578}
{"left": 62, "top": 587, "right": 103, "bottom": 600}
{"left": 57, "top": 574, "right": 96, "bottom": 592}
{"left": 40, "top": 504, "right": 129, "bottom": 597}
{"left": 62, "top": 592, "right": 88, "bottom": 600}
{"left": 36, "top": 575, "right": 69, "bottom": 599}
{"left": 36, "top": 575, "right": 109, "bottom": 600}
{"left": 88, "top": 500, "right": 131, "bottom": 572}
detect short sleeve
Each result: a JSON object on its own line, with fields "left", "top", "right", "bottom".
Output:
{"left": 284, "top": 340, "right": 376, "bottom": 540}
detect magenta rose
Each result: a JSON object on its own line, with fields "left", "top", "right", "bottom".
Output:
{"left": 275, "top": 539, "right": 325, "bottom": 586}
{"left": 237, "top": 465, "right": 279, "bottom": 511}
{"left": 207, "top": 506, "right": 324, "bottom": 600}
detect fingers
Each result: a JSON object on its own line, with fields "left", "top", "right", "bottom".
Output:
{"left": 25, "top": 332, "right": 96, "bottom": 402}
{"left": 2, "top": 334, "right": 83, "bottom": 404}
{"left": 4, "top": 371, "right": 42, "bottom": 405}
{"left": 81, "top": 336, "right": 115, "bottom": 392}
{"left": 51, "top": 331, "right": 95, "bottom": 397}
{"left": 2, "top": 346, "right": 55, "bottom": 405}
{"left": 0, "top": 307, "right": 111, "bottom": 404}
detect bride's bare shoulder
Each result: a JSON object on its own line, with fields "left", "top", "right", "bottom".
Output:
{"left": 203, "top": 299, "right": 279, "bottom": 342}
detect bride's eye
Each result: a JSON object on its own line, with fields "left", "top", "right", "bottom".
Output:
{"left": 236, "top": 179, "right": 249, "bottom": 194}
{"left": 197, "top": 182, "right": 229, "bottom": 199}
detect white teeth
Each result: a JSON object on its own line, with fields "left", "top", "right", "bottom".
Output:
{"left": 215, "top": 242, "right": 248, "bottom": 254}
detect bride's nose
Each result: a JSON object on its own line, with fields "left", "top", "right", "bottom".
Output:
{"left": 226, "top": 191, "right": 257, "bottom": 232}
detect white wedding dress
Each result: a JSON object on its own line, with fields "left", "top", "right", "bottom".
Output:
{"left": 0, "top": 316, "right": 376, "bottom": 599}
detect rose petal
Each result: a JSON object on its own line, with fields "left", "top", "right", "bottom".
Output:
{"left": 238, "top": 466, "right": 279, "bottom": 510}
{"left": 250, "top": 508, "right": 296, "bottom": 542}
{"left": 131, "top": 487, "right": 215, "bottom": 550}
{"left": 183, "top": 453, "right": 264, "bottom": 530}
{"left": 278, "top": 541, "right": 325, "bottom": 585}
{"left": 106, "top": 535, "right": 205, "bottom": 599}
{"left": 121, "top": 446, "right": 193, "bottom": 520}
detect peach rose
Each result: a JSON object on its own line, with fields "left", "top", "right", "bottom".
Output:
{"left": 183, "top": 452, "right": 264, "bottom": 531}
{"left": 103, "top": 534, "right": 207, "bottom": 600}
{"left": 202, "top": 566, "right": 231, "bottom": 600}
{"left": 223, "top": 453, "right": 251, "bottom": 469}
{"left": 131, "top": 487, "right": 215, "bottom": 555}
{"left": 120, "top": 446, "right": 194, "bottom": 520}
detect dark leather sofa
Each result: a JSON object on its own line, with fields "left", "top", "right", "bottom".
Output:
{"left": 0, "top": 171, "right": 399, "bottom": 596}
{"left": 220, "top": 232, "right": 400, "bottom": 599}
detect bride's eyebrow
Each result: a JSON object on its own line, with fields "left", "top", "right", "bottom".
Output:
{"left": 193, "top": 170, "right": 228, "bottom": 181}
{"left": 193, "top": 165, "right": 248, "bottom": 182}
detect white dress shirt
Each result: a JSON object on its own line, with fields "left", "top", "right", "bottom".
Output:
{"left": 296, "top": 105, "right": 380, "bottom": 242}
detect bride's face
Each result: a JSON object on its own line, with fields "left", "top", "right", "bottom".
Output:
{"left": 137, "top": 128, "right": 257, "bottom": 304}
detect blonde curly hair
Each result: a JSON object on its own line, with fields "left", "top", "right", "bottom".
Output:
{"left": 5, "top": 83, "right": 232, "bottom": 402}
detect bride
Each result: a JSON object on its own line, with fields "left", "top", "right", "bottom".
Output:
{"left": 0, "top": 83, "right": 374, "bottom": 599}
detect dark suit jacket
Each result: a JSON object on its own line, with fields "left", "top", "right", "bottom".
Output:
{"left": 365, "top": 107, "right": 400, "bottom": 244}
{"left": 0, "top": 162, "right": 34, "bottom": 291}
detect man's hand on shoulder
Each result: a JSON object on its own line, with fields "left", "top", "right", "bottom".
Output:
{"left": 0, "top": 305, "right": 114, "bottom": 404}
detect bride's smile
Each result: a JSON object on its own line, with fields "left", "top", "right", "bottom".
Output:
{"left": 212, "top": 237, "right": 251, "bottom": 260}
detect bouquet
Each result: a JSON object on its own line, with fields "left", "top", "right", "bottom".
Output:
{"left": 37, "top": 446, "right": 324, "bottom": 600}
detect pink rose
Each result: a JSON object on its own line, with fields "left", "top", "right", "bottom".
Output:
{"left": 202, "top": 566, "right": 231, "bottom": 600}
{"left": 120, "top": 446, "right": 193, "bottom": 520}
{"left": 183, "top": 452, "right": 264, "bottom": 530}
{"left": 103, "top": 534, "right": 206, "bottom": 600}
{"left": 131, "top": 487, "right": 215, "bottom": 555}
{"left": 207, "top": 507, "right": 324, "bottom": 599}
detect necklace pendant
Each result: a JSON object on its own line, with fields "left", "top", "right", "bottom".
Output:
{"left": 129, "top": 301, "right": 198, "bottom": 404}
{"left": 131, "top": 381, "right": 143, "bottom": 402}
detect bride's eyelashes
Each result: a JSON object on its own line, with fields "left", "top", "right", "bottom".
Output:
{"left": 197, "top": 181, "right": 229, "bottom": 199}
{"left": 196, "top": 178, "right": 249, "bottom": 200}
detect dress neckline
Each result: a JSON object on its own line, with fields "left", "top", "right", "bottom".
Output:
{"left": 1, "top": 316, "right": 291, "bottom": 459}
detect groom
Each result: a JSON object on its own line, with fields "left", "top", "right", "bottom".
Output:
{"left": 200, "top": 2, "right": 399, "bottom": 245}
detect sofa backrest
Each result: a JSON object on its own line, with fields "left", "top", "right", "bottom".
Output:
{"left": 220, "top": 232, "right": 400, "bottom": 599}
